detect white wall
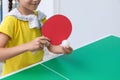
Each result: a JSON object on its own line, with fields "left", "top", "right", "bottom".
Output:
{"left": 2, "top": 0, "right": 8, "bottom": 18}
{"left": 37, "top": 0, "right": 54, "bottom": 18}
{"left": 0, "top": 63, "right": 2, "bottom": 75}
{"left": 59, "top": 0, "right": 120, "bottom": 49}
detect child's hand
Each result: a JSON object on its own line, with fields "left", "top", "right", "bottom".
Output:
{"left": 25, "top": 36, "right": 50, "bottom": 51}
{"left": 62, "top": 46, "right": 73, "bottom": 54}
{"left": 60, "top": 40, "right": 73, "bottom": 54}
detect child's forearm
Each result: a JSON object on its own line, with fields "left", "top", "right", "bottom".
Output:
{"left": 47, "top": 45, "right": 62, "bottom": 54}
{"left": 47, "top": 45, "right": 73, "bottom": 54}
{"left": 0, "top": 44, "right": 29, "bottom": 62}
{"left": 47, "top": 45, "right": 66, "bottom": 54}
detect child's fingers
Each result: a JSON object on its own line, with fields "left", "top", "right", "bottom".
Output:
{"left": 62, "top": 47, "right": 73, "bottom": 54}
{"left": 40, "top": 36, "right": 50, "bottom": 41}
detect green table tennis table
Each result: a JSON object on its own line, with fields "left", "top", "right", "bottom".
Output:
{"left": 0, "top": 35, "right": 120, "bottom": 80}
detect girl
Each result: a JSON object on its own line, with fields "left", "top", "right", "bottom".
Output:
{"left": 0, "top": 0, "right": 73, "bottom": 76}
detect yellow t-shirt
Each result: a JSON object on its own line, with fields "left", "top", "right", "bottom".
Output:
{"left": 0, "top": 15, "right": 46, "bottom": 76}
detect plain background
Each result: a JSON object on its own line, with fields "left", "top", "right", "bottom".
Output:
{"left": 59, "top": 0, "right": 120, "bottom": 49}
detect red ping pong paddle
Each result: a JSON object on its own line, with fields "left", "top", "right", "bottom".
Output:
{"left": 42, "top": 14, "right": 72, "bottom": 45}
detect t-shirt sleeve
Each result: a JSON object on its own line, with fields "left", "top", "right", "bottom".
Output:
{"left": 41, "top": 17, "right": 46, "bottom": 24}
{"left": 0, "top": 16, "right": 16, "bottom": 39}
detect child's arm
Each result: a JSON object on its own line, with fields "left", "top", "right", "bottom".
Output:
{"left": 47, "top": 44, "right": 73, "bottom": 54}
{"left": 0, "top": 33, "right": 49, "bottom": 61}
{"left": 0, "top": 33, "right": 28, "bottom": 61}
